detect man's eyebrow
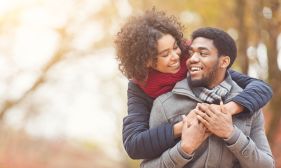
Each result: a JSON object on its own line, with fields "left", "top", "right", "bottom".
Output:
{"left": 158, "top": 41, "right": 177, "bottom": 55}
{"left": 190, "top": 46, "right": 209, "bottom": 51}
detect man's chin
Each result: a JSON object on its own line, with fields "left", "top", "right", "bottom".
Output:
{"left": 189, "top": 80, "right": 201, "bottom": 87}
{"left": 188, "top": 77, "right": 207, "bottom": 87}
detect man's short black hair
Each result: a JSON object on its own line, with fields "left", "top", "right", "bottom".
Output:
{"left": 191, "top": 27, "right": 237, "bottom": 68}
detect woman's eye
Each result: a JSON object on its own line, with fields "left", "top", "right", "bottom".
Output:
{"left": 161, "top": 52, "right": 169, "bottom": 57}
{"left": 173, "top": 44, "right": 178, "bottom": 49}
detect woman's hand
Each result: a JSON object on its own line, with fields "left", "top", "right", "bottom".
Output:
{"left": 173, "top": 106, "right": 199, "bottom": 138}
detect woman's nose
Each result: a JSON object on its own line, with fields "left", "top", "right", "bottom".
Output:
{"left": 171, "top": 51, "right": 180, "bottom": 60}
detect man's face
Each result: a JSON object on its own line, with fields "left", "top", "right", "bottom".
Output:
{"left": 186, "top": 37, "right": 223, "bottom": 88}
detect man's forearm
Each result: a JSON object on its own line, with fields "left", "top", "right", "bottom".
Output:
{"left": 141, "top": 142, "right": 194, "bottom": 168}
{"left": 225, "top": 122, "right": 274, "bottom": 168}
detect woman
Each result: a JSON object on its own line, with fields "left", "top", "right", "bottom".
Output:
{"left": 114, "top": 9, "right": 272, "bottom": 159}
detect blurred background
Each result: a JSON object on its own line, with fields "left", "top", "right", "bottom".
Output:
{"left": 0, "top": 0, "right": 280, "bottom": 167}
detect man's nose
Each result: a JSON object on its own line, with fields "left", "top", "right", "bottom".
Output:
{"left": 189, "top": 52, "right": 200, "bottom": 62}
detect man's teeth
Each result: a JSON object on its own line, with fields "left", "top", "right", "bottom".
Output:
{"left": 191, "top": 67, "right": 201, "bottom": 71}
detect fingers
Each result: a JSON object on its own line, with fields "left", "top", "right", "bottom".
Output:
{"left": 182, "top": 115, "right": 186, "bottom": 120}
{"left": 220, "top": 101, "right": 227, "bottom": 114}
{"left": 182, "top": 115, "right": 188, "bottom": 128}
{"left": 197, "top": 103, "right": 215, "bottom": 118}
{"left": 182, "top": 115, "right": 193, "bottom": 128}
{"left": 203, "top": 131, "right": 211, "bottom": 140}
{"left": 196, "top": 110, "right": 207, "bottom": 120}
{"left": 195, "top": 103, "right": 199, "bottom": 110}
{"left": 208, "top": 104, "right": 221, "bottom": 115}
{"left": 196, "top": 114, "right": 209, "bottom": 127}
{"left": 186, "top": 109, "right": 197, "bottom": 120}
{"left": 207, "top": 102, "right": 226, "bottom": 115}
{"left": 205, "top": 129, "right": 211, "bottom": 134}
{"left": 184, "top": 113, "right": 211, "bottom": 138}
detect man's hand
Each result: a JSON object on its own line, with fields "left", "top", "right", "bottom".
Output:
{"left": 195, "top": 102, "right": 234, "bottom": 139}
{"left": 180, "top": 115, "right": 209, "bottom": 154}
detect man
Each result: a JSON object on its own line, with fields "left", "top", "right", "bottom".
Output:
{"left": 141, "top": 27, "right": 274, "bottom": 168}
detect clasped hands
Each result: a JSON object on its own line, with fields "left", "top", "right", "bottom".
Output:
{"left": 180, "top": 102, "right": 234, "bottom": 154}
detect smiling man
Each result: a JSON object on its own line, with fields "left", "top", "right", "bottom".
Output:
{"left": 141, "top": 27, "right": 274, "bottom": 168}
{"left": 188, "top": 37, "right": 229, "bottom": 89}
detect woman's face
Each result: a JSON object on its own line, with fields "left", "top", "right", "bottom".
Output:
{"left": 152, "top": 34, "right": 182, "bottom": 74}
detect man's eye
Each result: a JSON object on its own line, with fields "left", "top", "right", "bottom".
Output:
{"left": 188, "top": 50, "right": 194, "bottom": 55}
{"left": 200, "top": 52, "right": 208, "bottom": 56}
{"left": 173, "top": 44, "right": 179, "bottom": 50}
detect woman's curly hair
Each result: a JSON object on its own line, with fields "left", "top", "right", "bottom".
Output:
{"left": 114, "top": 8, "right": 186, "bottom": 82}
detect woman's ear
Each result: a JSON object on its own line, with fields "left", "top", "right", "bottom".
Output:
{"left": 146, "top": 59, "right": 153, "bottom": 68}
{"left": 220, "top": 56, "right": 230, "bottom": 68}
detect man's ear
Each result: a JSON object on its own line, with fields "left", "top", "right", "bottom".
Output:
{"left": 220, "top": 56, "right": 230, "bottom": 68}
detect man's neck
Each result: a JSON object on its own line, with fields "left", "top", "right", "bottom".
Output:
{"left": 207, "top": 72, "right": 227, "bottom": 89}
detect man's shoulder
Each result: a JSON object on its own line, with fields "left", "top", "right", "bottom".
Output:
{"left": 154, "top": 92, "right": 174, "bottom": 104}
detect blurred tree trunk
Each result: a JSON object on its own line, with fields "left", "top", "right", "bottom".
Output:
{"left": 0, "top": 49, "right": 66, "bottom": 120}
{"left": 236, "top": 0, "right": 249, "bottom": 73}
{"left": 250, "top": 0, "right": 264, "bottom": 74}
{"left": 0, "top": 28, "right": 68, "bottom": 121}
{"left": 252, "top": 0, "right": 263, "bottom": 44}
{"left": 261, "top": 0, "right": 281, "bottom": 144}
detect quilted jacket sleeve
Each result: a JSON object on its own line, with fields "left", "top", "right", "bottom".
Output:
{"left": 122, "top": 81, "right": 177, "bottom": 159}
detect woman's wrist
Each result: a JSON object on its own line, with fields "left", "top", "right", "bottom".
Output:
{"left": 224, "top": 101, "right": 244, "bottom": 115}
{"left": 173, "top": 121, "right": 183, "bottom": 138}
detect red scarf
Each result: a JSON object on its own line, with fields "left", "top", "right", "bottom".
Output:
{"left": 135, "top": 57, "right": 188, "bottom": 99}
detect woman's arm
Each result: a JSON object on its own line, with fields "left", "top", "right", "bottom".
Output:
{"left": 228, "top": 69, "right": 272, "bottom": 114}
{"left": 122, "top": 81, "right": 177, "bottom": 159}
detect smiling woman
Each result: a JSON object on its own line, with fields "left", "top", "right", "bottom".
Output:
{"left": 153, "top": 34, "right": 182, "bottom": 74}
{"left": 115, "top": 8, "right": 188, "bottom": 84}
